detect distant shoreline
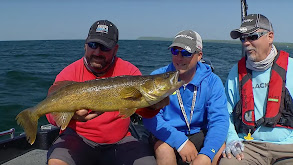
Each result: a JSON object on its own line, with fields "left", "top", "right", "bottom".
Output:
{"left": 136, "top": 37, "right": 293, "bottom": 46}
{"left": 0, "top": 38, "right": 292, "bottom": 46}
{"left": 136, "top": 37, "right": 243, "bottom": 44}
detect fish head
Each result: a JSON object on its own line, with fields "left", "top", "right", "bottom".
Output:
{"left": 141, "top": 71, "right": 184, "bottom": 104}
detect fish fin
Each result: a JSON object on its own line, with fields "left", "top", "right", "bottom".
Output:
{"left": 51, "top": 112, "right": 74, "bottom": 130}
{"left": 16, "top": 107, "right": 39, "bottom": 145}
{"left": 120, "top": 87, "right": 142, "bottom": 100}
{"left": 48, "top": 81, "right": 76, "bottom": 96}
{"left": 119, "top": 108, "right": 137, "bottom": 119}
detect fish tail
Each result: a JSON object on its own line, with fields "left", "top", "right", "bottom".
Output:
{"left": 16, "top": 108, "right": 39, "bottom": 145}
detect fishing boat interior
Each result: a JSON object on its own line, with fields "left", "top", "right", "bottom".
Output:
{"left": 0, "top": 124, "right": 59, "bottom": 164}
{"left": 0, "top": 115, "right": 151, "bottom": 165}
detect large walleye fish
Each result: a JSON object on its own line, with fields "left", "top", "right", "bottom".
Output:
{"left": 16, "top": 71, "right": 184, "bottom": 144}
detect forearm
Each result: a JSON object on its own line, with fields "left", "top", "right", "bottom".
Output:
{"left": 226, "top": 117, "right": 241, "bottom": 144}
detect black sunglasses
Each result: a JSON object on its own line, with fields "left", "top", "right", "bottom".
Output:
{"left": 240, "top": 31, "right": 268, "bottom": 43}
{"left": 87, "top": 42, "right": 111, "bottom": 52}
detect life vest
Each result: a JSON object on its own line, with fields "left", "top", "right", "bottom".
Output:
{"left": 233, "top": 50, "right": 293, "bottom": 134}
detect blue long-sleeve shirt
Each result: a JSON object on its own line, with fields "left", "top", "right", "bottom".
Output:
{"left": 143, "top": 62, "right": 229, "bottom": 160}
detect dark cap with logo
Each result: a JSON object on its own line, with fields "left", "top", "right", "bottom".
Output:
{"left": 86, "top": 20, "right": 119, "bottom": 49}
{"left": 169, "top": 30, "right": 203, "bottom": 53}
{"left": 230, "top": 14, "right": 273, "bottom": 39}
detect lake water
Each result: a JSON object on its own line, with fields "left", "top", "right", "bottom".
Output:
{"left": 0, "top": 40, "right": 292, "bottom": 138}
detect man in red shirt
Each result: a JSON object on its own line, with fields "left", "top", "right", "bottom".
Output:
{"left": 47, "top": 20, "right": 164, "bottom": 165}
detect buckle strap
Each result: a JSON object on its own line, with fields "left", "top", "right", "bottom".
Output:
{"left": 255, "top": 117, "right": 265, "bottom": 128}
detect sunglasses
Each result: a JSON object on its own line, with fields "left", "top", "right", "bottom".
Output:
{"left": 87, "top": 42, "right": 111, "bottom": 52}
{"left": 171, "top": 47, "right": 194, "bottom": 57}
{"left": 240, "top": 31, "right": 268, "bottom": 42}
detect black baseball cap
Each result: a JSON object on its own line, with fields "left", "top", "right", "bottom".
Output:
{"left": 230, "top": 14, "right": 273, "bottom": 39}
{"left": 86, "top": 20, "right": 119, "bottom": 49}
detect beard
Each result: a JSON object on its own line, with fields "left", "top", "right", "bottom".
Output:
{"left": 245, "top": 47, "right": 257, "bottom": 62}
{"left": 84, "top": 53, "right": 115, "bottom": 74}
{"left": 88, "top": 55, "right": 107, "bottom": 70}
{"left": 247, "top": 53, "right": 257, "bottom": 62}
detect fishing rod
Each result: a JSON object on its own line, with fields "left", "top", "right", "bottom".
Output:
{"left": 241, "top": 0, "right": 248, "bottom": 57}
{"left": 241, "top": 0, "right": 248, "bottom": 21}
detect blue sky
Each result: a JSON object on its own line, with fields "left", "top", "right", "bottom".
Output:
{"left": 1, "top": 0, "right": 292, "bottom": 43}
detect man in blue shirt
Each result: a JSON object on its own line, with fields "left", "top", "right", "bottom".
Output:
{"left": 220, "top": 14, "right": 293, "bottom": 165}
{"left": 143, "top": 30, "right": 229, "bottom": 165}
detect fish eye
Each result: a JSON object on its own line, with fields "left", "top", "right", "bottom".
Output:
{"left": 163, "top": 73, "right": 170, "bottom": 79}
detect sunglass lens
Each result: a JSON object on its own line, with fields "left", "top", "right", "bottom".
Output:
{"left": 171, "top": 47, "right": 179, "bottom": 55}
{"left": 88, "top": 42, "right": 98, "bottom": 49}
{"left": 249, "top": 34, "right": 259, "bottom": 41}
{"left": 100, "top": 45, "right": 111, "bottom": 52}
{"left": 181, "top": 49, "right": 192, "bottom": 57}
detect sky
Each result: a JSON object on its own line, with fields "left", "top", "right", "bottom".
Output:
{"left": 1, "top": 0, "right": 293, "bottom": 43}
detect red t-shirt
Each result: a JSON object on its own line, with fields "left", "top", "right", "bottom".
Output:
{"left": 46, "top": 57, "right": 141, "bottom": 143}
